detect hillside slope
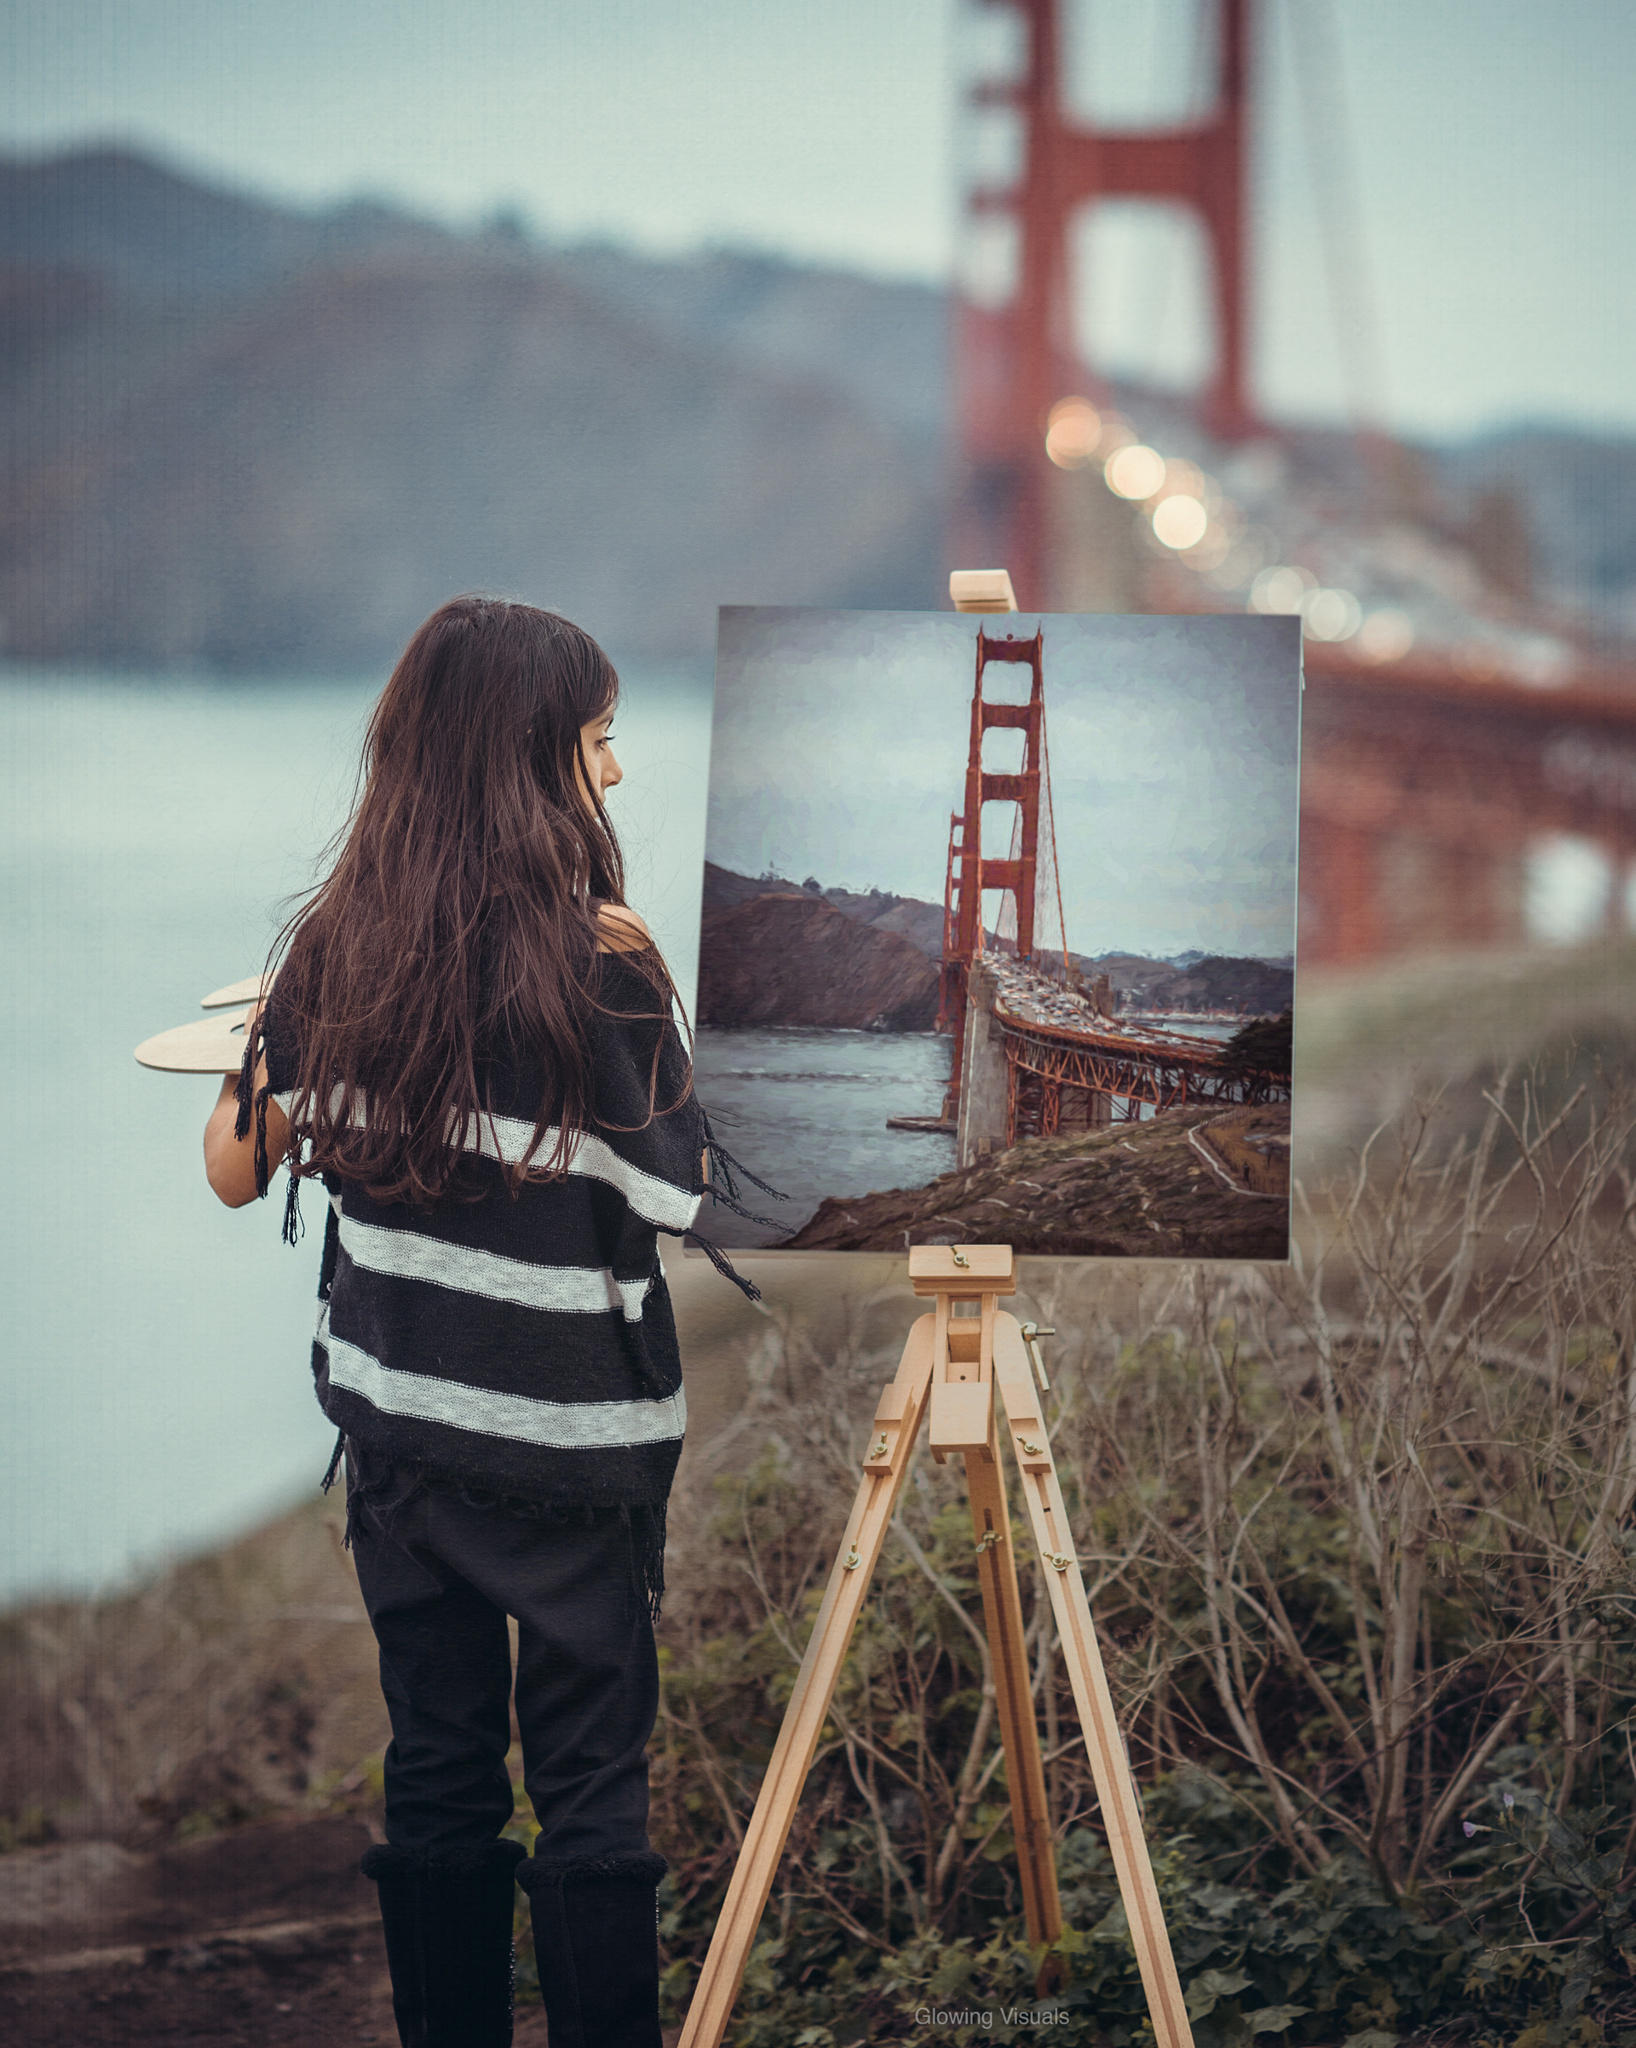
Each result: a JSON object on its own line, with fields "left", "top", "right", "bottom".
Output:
{"left": 784, "top": 1102, "right": 1290, "bottom": 1259}
{"left": 2, "top": 245, "right": 935, "bottom": 671}
{"left": 697, "top": 892, "right": 938, "bottom": 1030}
{"left": 0, "top": 151, "right": 942, "bottom": 670}
{"left": 701, "top": 864, "right": 1293, "bottom": 1014}
{"left": 5, "top": 148, "right": 1634, "bottom": 669}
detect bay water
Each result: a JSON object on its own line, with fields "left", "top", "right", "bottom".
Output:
{"left": 693, "top": 1018, "right": 1237, "bottom": 1248}
{"left": 0, "top": 663, "right": 712, "bottom": 1605}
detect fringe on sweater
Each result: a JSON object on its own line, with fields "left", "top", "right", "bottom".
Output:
{"left": 333, "top": 1433, "right": 670, "bottom": 1621}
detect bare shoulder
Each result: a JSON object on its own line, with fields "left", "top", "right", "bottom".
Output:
{"left": 595, "top": 902, "right": 653, "bottom": 953}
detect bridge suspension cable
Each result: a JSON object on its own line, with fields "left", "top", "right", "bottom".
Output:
{"left": 1284, "top": 0, "right": 1390, "bottom": 484}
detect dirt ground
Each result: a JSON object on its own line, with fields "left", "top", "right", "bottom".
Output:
{"left": 0, "top": 1814, "right": 680, "bottom": 2046}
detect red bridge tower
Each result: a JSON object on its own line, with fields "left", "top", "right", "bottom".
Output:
{"left": 939, "top": 625, "right": 1045, "bottom": 1118}
{"left": 955, "top": 0, "right": 1254, "bottom": 605}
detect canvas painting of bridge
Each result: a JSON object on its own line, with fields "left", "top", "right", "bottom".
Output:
{"left": 694, "top": 605, "right": 1302, "bottom": 1262}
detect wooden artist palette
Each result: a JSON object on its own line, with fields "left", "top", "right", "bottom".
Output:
{"left": 135, "top": 1010, "right": 252, "bottom": 1074}
{"left": 200, "top": 973, "right": 270, "bottom": 1009}
{"left": 134, "top": 972, "right": 268, "bottom": 1073}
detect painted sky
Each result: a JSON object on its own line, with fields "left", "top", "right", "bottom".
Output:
{"left": 3, "top": 0, "right": 1633, "bottom": 437}
{"left": 708, "top": 608, "right": 1301, "bottom": 961}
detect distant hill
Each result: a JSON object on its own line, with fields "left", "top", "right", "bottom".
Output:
{"left": 1089, "top": 948, "right": 1293, "bottom": 1015}
{"left": 0, "top": 149, "right": 943, "bottom": 671}
{"left": 4, "top": 146, "right": 1630, "bottom": 671}
{"left": 1435, "top": 423, "right": 1636, "bottom": 635}
{"left": 700, "top": 864, "right": 1292, "bottom": 1016}
{"left": 704, "top": 863, "right": 944, "bottom": 951}
{"left": 697, "top": 892, "right": 938, "bottom": 1031}
{"left": 701, "top": 860, "right": 780, "bottom": 914}
{"left": 1, "top": 245, "right": 934, "bottom": 670}
{"left": 705, "top": 864, "right": 947, "bottom": 956}
{"left": 0, "top": 146, "right": 451, "bottom": 300}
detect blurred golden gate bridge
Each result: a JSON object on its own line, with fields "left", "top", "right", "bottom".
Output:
{"left": 949, "top": 0, "right": 1636, "bottom": 968}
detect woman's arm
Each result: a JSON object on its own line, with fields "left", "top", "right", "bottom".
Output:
{"left": 203, "top": 1002, "right": 291, "bottom": 1208}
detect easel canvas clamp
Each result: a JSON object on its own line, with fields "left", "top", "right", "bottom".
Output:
{"left": 680, "top": 571, "right": 1196, "bottom": 2046}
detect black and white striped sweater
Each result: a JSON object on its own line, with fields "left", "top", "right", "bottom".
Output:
{"left": 243, "top": 950, "right": 755, "bottom": 1541}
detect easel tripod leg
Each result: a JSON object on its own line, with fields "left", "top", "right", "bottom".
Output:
{"left": 993, "top": 1314, "right": 1197, "bottom": 2048}
{"left": 677, "top": 1315, "right": 937, "bottom": 2048}
{"left": 962, "top": 1435, "right": 1061, "bottom": 1959}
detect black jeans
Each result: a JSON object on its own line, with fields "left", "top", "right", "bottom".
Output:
{"left": 345, "top": 1447, "right": 661, "bottom": 1864}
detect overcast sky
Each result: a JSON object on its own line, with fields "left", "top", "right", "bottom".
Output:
{"left": 708, "top": 608, "right": 1301, "bottom": 961}
{"left": 4, "top": 0, "right": 1633, "bottom": 439}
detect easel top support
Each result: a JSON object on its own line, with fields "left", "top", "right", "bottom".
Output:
{"left": 949, "top": 569, "right": 1019, "bottom": 615}
{"left": 908, "top": 1244, "right": 1016, "bottom": 1299}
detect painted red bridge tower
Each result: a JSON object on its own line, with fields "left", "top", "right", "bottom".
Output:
{"left": 939, "top": 624, "right": 1046, "bottom": 1118}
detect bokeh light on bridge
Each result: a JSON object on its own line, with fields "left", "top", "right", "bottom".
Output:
{"left": 951, "top": 0, "right": 1636, "bottom": 960}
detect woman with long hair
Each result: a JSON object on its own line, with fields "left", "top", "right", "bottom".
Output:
{"left": 202, "top": 596, "right": 762, "bottom": 2047}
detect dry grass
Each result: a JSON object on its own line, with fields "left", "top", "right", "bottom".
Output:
{"left": 0, "top": 1493, "right": 385, "bottom": 1847}
{"left": 1195, "top": 1101, "right": 1290, "bottom": 1196}
{"left": 647, "top": 1044, "right": 1636, "bottom": 1941}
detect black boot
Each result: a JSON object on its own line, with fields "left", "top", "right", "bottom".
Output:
{"left": 516, "top": 1849, "right": 666, "bottom": 2048}
{"left": 361, "top": 1838, "right": 527, "bottom": 2048}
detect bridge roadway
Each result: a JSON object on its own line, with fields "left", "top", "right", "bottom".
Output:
{"left": 1296, "top": 644, "right": 1636, "bottom": 963}
{"left": 958, "top": 958, "right": 1289, "bottom": 1159}
{"left": 996, "top": 1004, "right": 1281, "bottom": 1114}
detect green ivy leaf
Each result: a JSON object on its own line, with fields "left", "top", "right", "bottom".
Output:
{"left": 1186, "top": 1966, "right": 1254, "bottom": 2018}
{"left": 1248, "top": 2007, "right": 1310, "bottom": 2036}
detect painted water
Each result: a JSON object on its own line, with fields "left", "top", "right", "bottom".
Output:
{"left": 692, "top": 1014, "right": 1241, "bottom": 1249}
{"left": 692, "top": 1027, "right": 956, "bottom": 1248}
{"left": 0, "top": 662, "right": 713, "bottom": 1604}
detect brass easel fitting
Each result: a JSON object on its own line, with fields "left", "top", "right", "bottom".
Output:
{"left": 974, "top": 1529, "right": 1001, "bottom": 1555}
{"left": 1019, "top": 1322, "right": 1055, "bottom": 1394}
{"left": 1045, "top": 1552, "right": 1073, "bottom": 1572}
{"left": 866, "top": 1433, "right": 890, "bottom": 1463}
{"left": 842, "top": 1545, "right": 862, "bottom": 1571}
{"left": 1018, "top": 1438, "right": 1042, "bottom": 1457}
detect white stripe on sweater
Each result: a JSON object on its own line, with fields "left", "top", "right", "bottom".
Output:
{"left": 267, "top": 1089, "right": 700, "bottom": 1233}
{"left": 461, "top": 1115, "right": 700, "bottom": 1233}
{"left": 337, "top": 1211, "right": 652, "bottom": 1322}
{"left": 316, "top": 1307, "right": 686, "bottom": 1449}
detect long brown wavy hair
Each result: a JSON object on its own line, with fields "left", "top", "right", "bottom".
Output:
{"left": 252, "top": 596, "right": 684, "bottom": 1207}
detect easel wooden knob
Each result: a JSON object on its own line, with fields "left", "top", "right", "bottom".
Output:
{"left": 677, "top": 1243, "right": 1197, "bottom": 2047}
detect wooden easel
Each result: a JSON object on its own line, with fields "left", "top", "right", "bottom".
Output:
{"left": 679, "top": 571, "right": 1196, "bottom": 2046}
{"left": 679, "top": 1241, "right": 1195, "bottom": 2045}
